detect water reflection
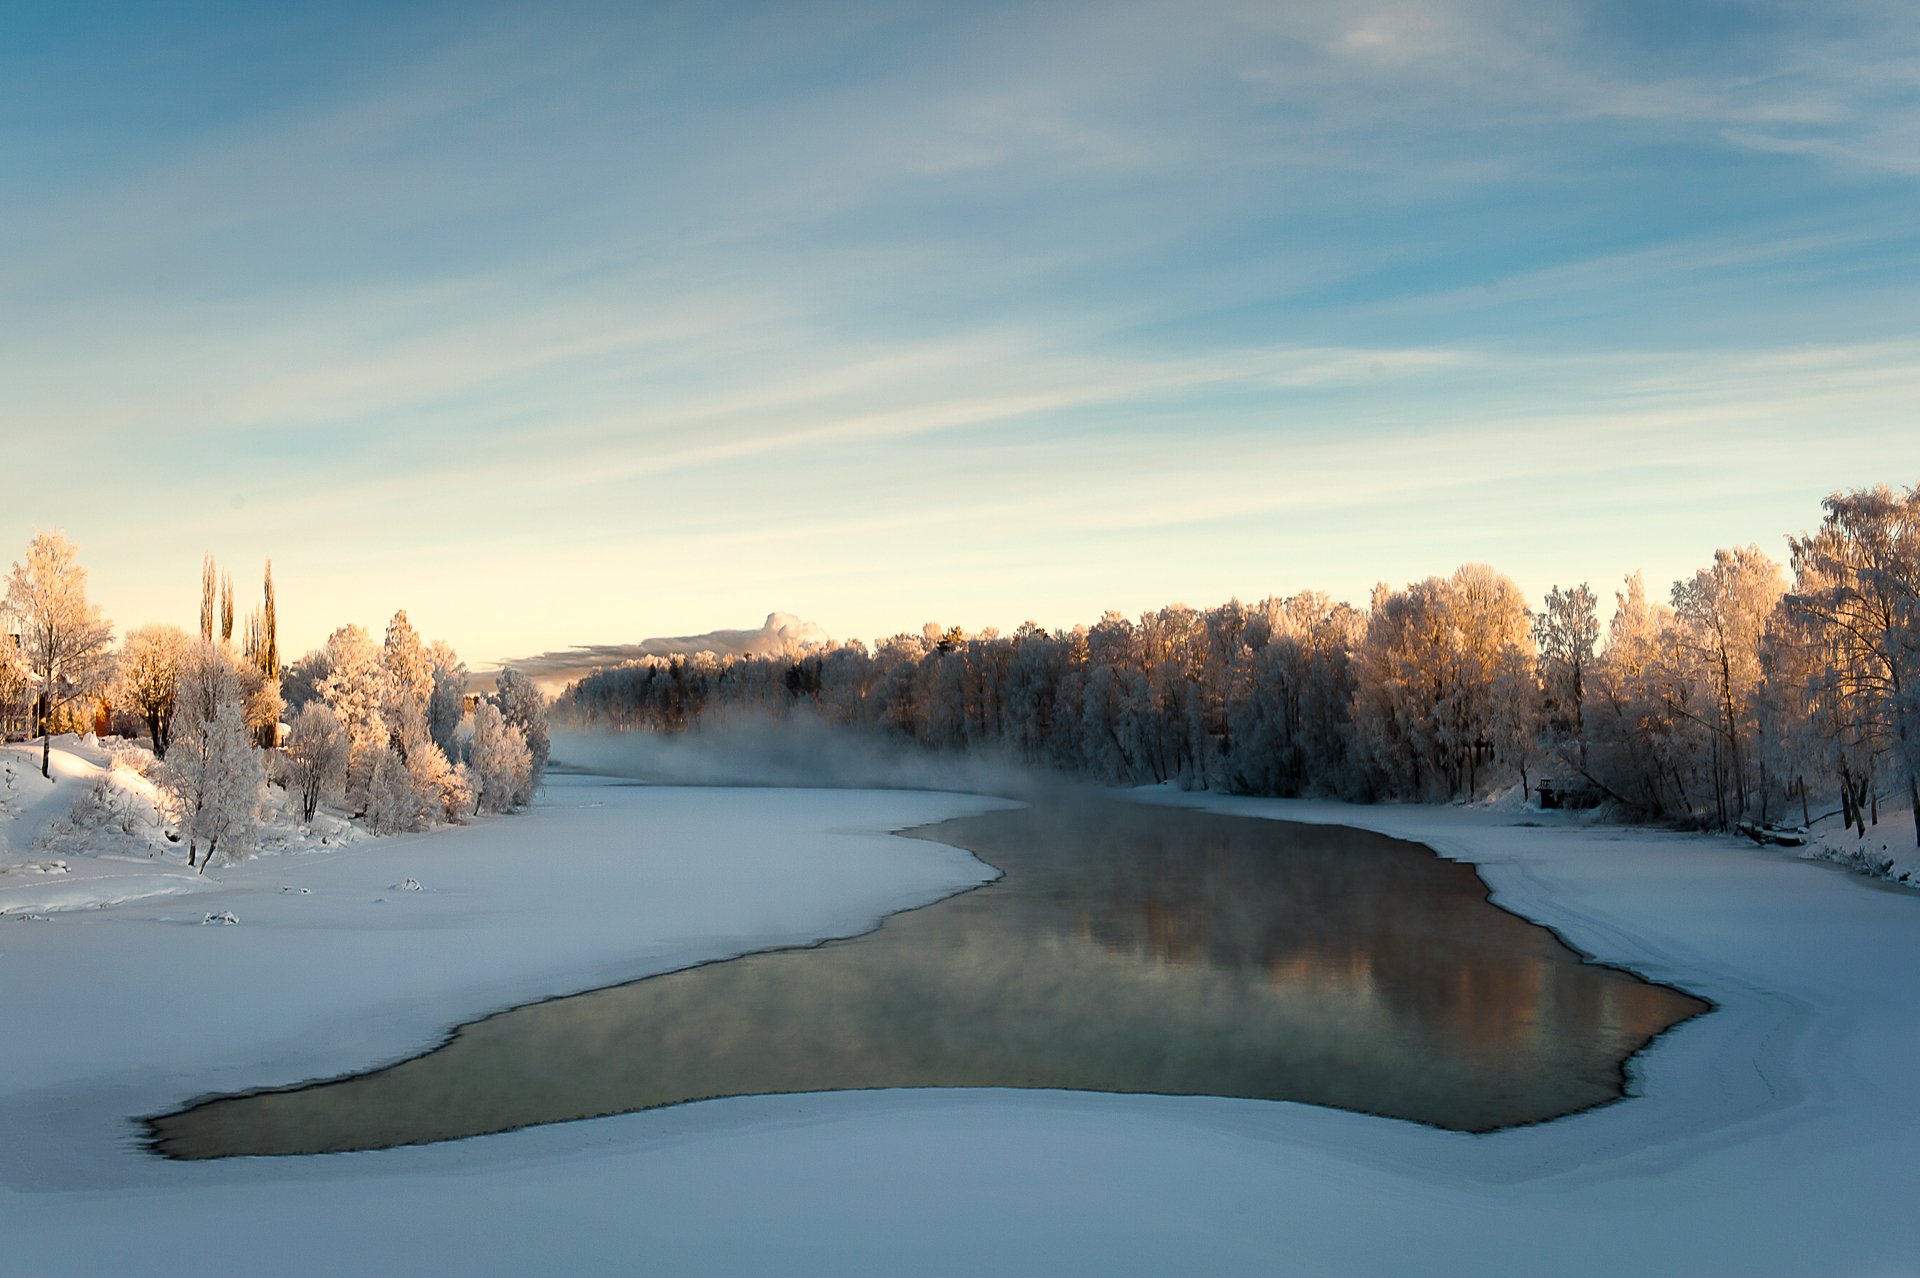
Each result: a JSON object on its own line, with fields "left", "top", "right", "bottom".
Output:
{"left": 147, "top": 801, "right": 1707, "bottom": 1158}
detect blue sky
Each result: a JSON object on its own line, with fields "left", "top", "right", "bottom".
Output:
{"left": 5, "top": 0, "right": 1918, "bottom": 665}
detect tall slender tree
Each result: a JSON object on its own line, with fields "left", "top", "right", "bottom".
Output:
{"left": 199, "top": 554, "right": 217, "bottom": 642}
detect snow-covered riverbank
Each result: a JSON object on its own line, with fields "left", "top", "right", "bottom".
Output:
{"left": 2, "top": 756, "right": 1915, "bottom": 1276}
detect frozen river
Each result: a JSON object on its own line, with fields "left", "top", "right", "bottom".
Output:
{"left": 150, "top": 799, "right": 1703, "bottom": 1157}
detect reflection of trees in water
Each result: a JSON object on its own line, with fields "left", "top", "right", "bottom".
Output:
{"left": 149, "top": 802, "right": 1707, "bottom": 1159}
{"left": 998, "top": 804, "right": 1698, "bottom": 1082}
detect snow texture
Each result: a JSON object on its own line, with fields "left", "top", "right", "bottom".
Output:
{"left": 1, "top": 741, "right": 1917, "bottom": 1276}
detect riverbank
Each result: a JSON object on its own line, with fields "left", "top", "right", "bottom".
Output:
{"left": 1, "top": 764, "right": 1914, "bottom": 1275}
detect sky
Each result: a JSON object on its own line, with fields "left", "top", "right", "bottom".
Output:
{"left": 5, "top": 0, "right": 1919, "bottom": 668}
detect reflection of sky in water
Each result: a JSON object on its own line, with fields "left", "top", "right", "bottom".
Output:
{"left": 149, "top": 803, "right": 1707, "bottom": 1159}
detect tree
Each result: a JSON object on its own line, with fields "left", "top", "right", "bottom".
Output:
{"left": 382, "top": 610, "right": 434, "bottom": 757}
{"left": 1672, "top": 546, "right": 1785, "bottom": 828}
{"left": 315, "top": 624, "right": 387, "bottom": 808}
{"left": 280, "top": 647, "right": 333, "bottom": 720}
{"left": 363, "top": 743, "right": 422, "bottom": 835}
{"left": 1787, "top": 485, "right": 1920, "bottom": 849}
{"left": 494, "top": 667, "right": 550, "bottom": 780}
{"left": 1533, "top": 583, "right": 1599, "bottom": 761}
{"left": 114, "top": 625, "right": 190, "bottom": 759}
{"left": 4, "top": 532, "right": 115, "bottom": 778}
{"left": 159, "top": 639, "right": 264, "bottom": 869}
{"left": 469, "top": 700, "right": 533, "bottom": 813}
{"left": 426, "top": 640, "right": 468, "bottom": 757}
{"left": 0, "top": 637, "right": 27, "bottom": 736}
{"left": 240, "top": 560, "right": 283, "bottom": 747}
{"left": 199, "top": 555, "right": 217, "bottom": 642}
{"left": 283, "top": 701, "right": 348, "bottom": 824}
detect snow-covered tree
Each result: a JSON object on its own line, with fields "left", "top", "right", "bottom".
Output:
{"left": 1671, "top": 545, "right": 1785, "bottom": 828}
{"left": 0, "top": 637, "right": 28, "bottom": 738}
{"left": 494, "top": 667, "right": 549, "bottom": 780}
{"left": 1787, "top": 484, "right": 1920, "bottom": 849}
{"left": 113, "top": 624, "right": 190, "bottom": 759}
{"left": 426, "top": 640, "right": 468, "bottom": 757}
{"left": 159, "top": 639, "right": 264, "bottom": 869}
{"left": 199, "top": 555, "right": 217, "bottom": 643}
{"left": 283, "top": 701, "right": 348, "bottom": 824}
{"left": 281, "top": 647, "right": 332, "bottom": 720}
{"left": 316, "top": 624, "right": 387, "bottom": 808}
{"left": 407, "top": 738, "right": 472, "bottom": 824}
{"left": 381, "top": 610, "right": 434, "bottom": 757}
{"left": 364, "top": 744, "right": 423, "bottom": 835}
{"left": 1533, "top": 583, "right": 1599, "bottom": 763}
{"left": 240, "top": 560, "right": 283, "bottom": 746}
{"left": 4, "top": 531, "right": 115, "bottom": 778}
{"left": 468, "top": 700, "right": 533, "bottom": 813}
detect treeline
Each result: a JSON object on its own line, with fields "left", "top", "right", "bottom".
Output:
{"left": 3, "top": 535, "right": 550, "bottom": 868}
{"left": 556, "top": 484, "right": 1920, "bottom": 849}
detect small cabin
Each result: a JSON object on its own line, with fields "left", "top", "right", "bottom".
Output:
{"left": 1536, "top": 777, "right": 1602, "bottom": 810}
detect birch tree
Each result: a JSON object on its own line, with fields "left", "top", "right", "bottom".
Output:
{"left": 114, "top": 624, "right": 190, "bottom": 759}
{"left": 1787, "top": 485, "right": 1920, "bottom": 848}
{"left": 4, "top": 532, "right": 115, "bottom": 777}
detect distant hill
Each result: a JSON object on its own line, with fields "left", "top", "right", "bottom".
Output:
{"left": 485, "top": 613, "right": 832, "bottom": 695}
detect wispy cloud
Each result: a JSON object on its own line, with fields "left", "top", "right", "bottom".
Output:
{"left": 1, "top": 0, "right": 1916, "bottom": 660}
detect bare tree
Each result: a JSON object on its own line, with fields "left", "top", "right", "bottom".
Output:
{"left": 4, "top": 532, "right": 115, "bottom": 778}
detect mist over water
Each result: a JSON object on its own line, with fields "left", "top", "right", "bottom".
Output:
{"left": 146, "top": 799, "right": 1707, "bottom": 1158}
{"left": 550, "top": 715, "right": 1071, "bottom": 800}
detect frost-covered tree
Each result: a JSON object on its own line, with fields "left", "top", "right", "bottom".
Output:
{"left": 1533, "top": 583, "right": 1599, "bottom": 763}
{"left": 1350, "top": 566, "right": 1535, "bottom": 800}
{"left": 0, "top": 637, "right": 28, "bottom": 737}
{"left": 159, "top": 639, "right": 264, "bottom": 869}
{"left": 382, "top": 610, "right": 434, "bottom": 758}
{"left": 281, "top": 647, "right": 332, "bottom": 720}
{"left": 240, "top": 560, "right": 283, "bottom": 746}
{"left": 468, "top": 701, "right": 533, "bottom": 813}
{"left": 113, "top": 624, "right": 190, "bottom": 759}
{"left": 494, "top": 667, "right": 549, "bottom": 780}
{"left": 4, "top": 531, "right": 115, "bottom": 778}
{"left": 1786, "top": 485, "right": 1920, "bottom": 848}
{"left": 283, "top": 701, "right": 348, "bottom": 824}
{"left": 364, "top": 743, "right": 423, "bottom": 835}
{"left": 407, "top": 738, "right": 473, "bottom": 824}
{"left": 1671, "top": 546, "right": 1785, "bottom": 828}
{"left": 426, "top": 640, "right": 468, "bottom": 757}
{"left": 316, "top": 624, "right": 388, "bottom": 808}
{"left": 199, "top": 555, "right": 217, "bottom": 643}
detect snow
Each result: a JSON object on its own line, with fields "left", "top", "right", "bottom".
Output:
{"left": 2, "top": 738, "right": 1917, "bottom": 1276}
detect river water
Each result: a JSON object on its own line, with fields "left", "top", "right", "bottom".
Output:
{"left": 147, "top": 799, "right": 1706, "bottom": 1158}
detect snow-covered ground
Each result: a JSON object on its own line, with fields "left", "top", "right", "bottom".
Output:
{"left": 2, "top": 740, "right": 1916, "bottom": 1276}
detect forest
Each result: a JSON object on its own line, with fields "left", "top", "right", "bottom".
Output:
{"left": 556, "top": 484, "right": 1920, "bottom": 849}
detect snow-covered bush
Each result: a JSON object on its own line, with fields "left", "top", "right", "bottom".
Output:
{"left": 104, "top": 739, "right": 159, "bottom": 777}
{"left": 65, "top": 773, "right": 149, "bottom": 838}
